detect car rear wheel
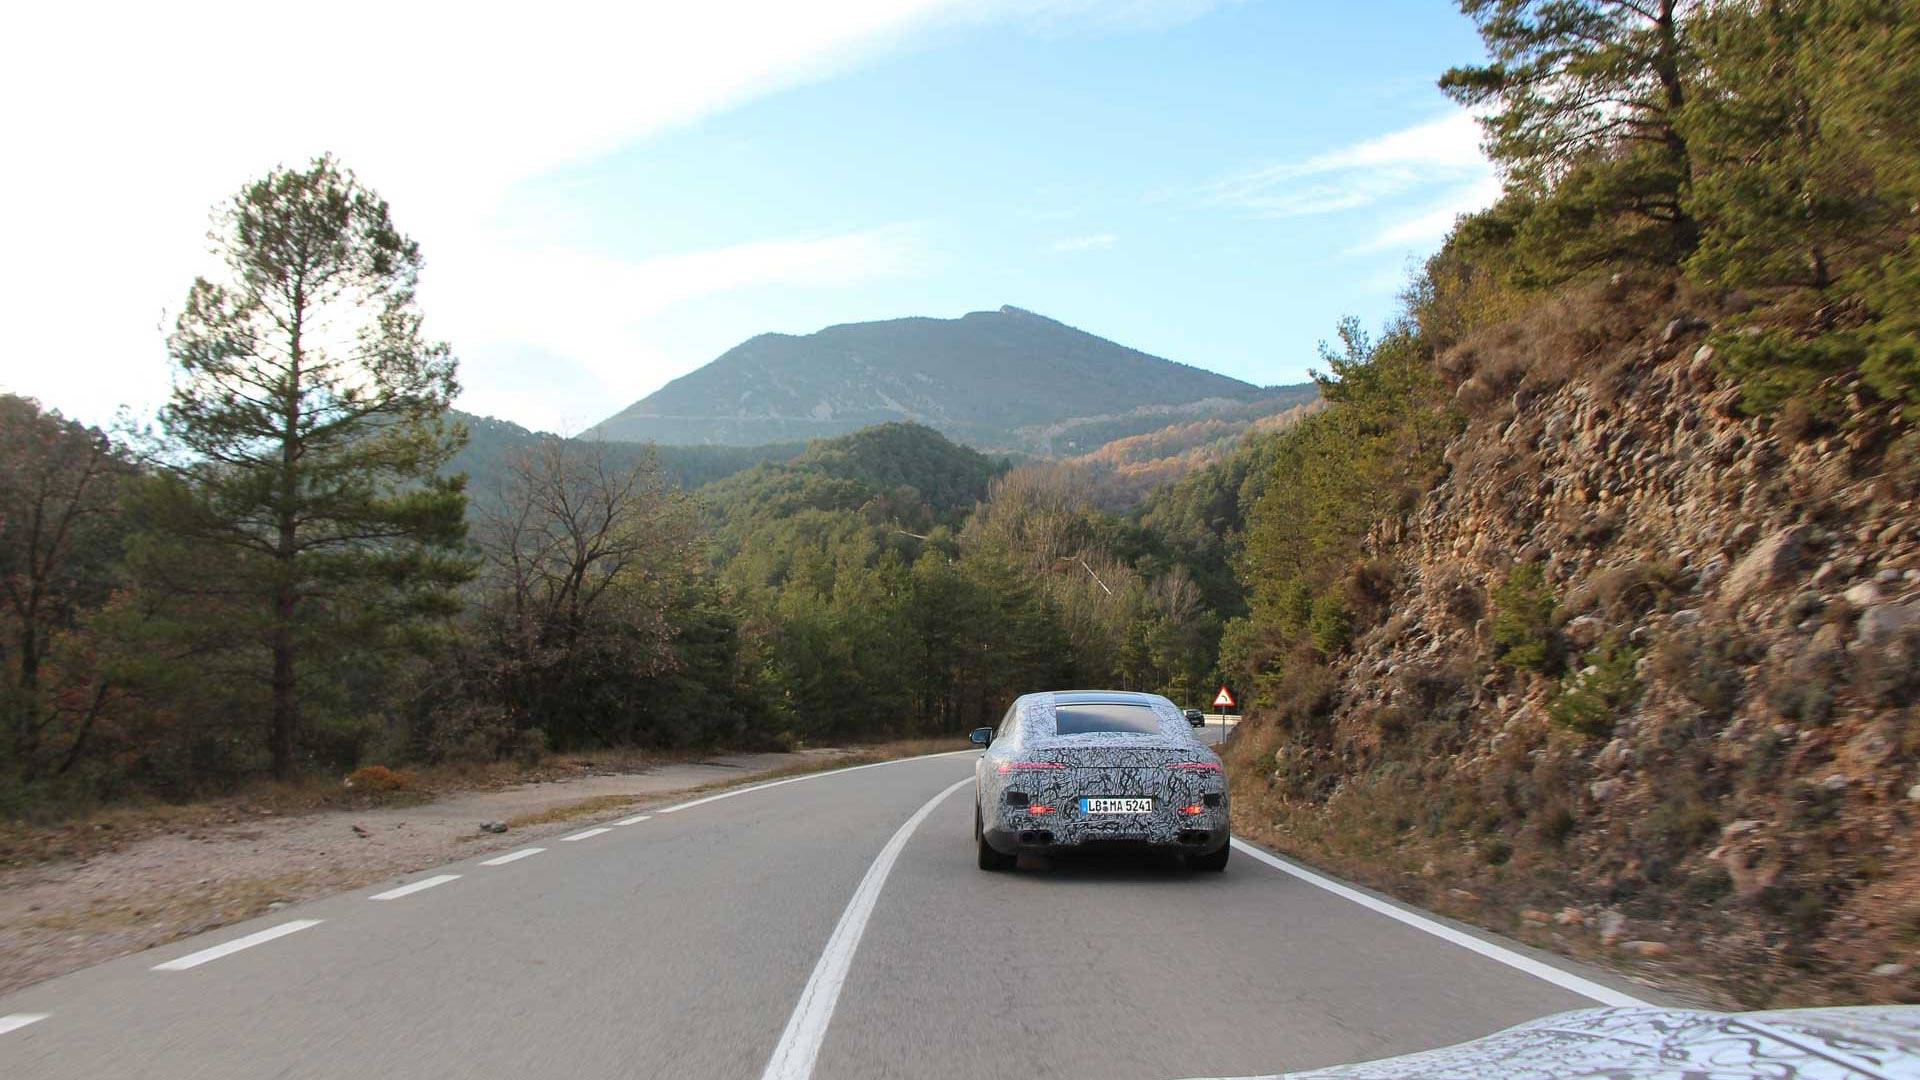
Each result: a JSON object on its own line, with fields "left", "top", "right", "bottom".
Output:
{"left": 975, "top": 802, "right": 1015, "bottom": 871}
{"left": 1189, "top": 838, "right": 1230, "bottom": 873}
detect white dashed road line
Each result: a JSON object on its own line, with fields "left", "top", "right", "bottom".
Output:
{"left": 368, "top": 874, "right": 461, "bottom": 901}
{"left": 480, "top": 847, "right": 545, "bottom": 866}
{"left": 1229, "top": 839, "right": 1649, "bottom": 1007}
{"left": 560, "top": 827, "right": 611, "bottom": 842}
{"left": 0, "top": 1013, "right": 49, "bottom": 1035}
{"left": 150, "top": 919, "right": 323, "bottom": 971}
{"left": 759, "top": 775, "right": 972, "bottom": 1080}
{"left": 614, "top": 814, "right": 652, "bottom": 826}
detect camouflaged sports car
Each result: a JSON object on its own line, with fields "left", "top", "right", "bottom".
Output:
{"left": 970, "top": 691, "right": 1229, "bottom": 871}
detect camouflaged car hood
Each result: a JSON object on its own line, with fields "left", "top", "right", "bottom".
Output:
{"left": 1178, "top": 1005, "right": 1920, "bottom": 1080}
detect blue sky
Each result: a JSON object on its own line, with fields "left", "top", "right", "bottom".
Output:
{"left": 1, "top": 1, "right": 1496, "bottom": 433}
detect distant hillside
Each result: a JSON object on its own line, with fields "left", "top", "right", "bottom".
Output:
{"left": 586, "top": 306, "right": 1285, "bottom": 449}
{"left": 1066, "top": 397, "right": 1321, "bottom": 506}
{"left": 447, "top": 411, "right": 806, "bottom": 501}
{"left": 698, "top": 422, "right": 1004, "bottom": 577}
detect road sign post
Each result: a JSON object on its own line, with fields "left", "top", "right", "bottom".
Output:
{"left": 1212, "top": 685, "right": 1236, "bottom": 744}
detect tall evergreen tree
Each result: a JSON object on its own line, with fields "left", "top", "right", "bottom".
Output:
{"left": 1442, "top": 0, "right": 1701, "bottom": 270}
{"left": 145, "top": 155, "right": 469, "bottom": 779}
{"left": 1682, "top": 0, "right": 1920, "bottom": 291}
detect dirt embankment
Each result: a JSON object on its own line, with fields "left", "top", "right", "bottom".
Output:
{"left": 1228, "top": 282, "right": 1920, "bottom": 1008}
{"left": 0, "top": 742, "right": 951, "bottom": 996}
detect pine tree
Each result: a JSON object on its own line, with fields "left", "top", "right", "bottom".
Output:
{"left": 1682, "top": 0, "right": 1919, "bottom": 291}
{"left": 1442, "top": 0, "right": 1701, "bottom": 270}
{"left": 145, "top": 156, "right": 470, "bottom": 779}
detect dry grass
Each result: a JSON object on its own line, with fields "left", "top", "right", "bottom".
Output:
{"left": 0, "top": 738, "right": 966, "bottom": 867}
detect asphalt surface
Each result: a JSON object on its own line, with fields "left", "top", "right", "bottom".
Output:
{"left": 0, "top": 737, "right": 1666, "bottom": 1080}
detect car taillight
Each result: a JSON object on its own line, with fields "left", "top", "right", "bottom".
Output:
{"left": 1179, "top": 804, "right": 1207, "bottom": 816}
{"left": 1169, "top": 762, "right": 1222, "bottom": 772}
{"left": 1027, "top": 804, "right": 1056, "bottom": 815}
{"left": 997, "top": 761, "right": 1067, "bottom": 774}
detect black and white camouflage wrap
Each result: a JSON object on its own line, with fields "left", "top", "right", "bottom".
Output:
{"left": 975, "top": 691, "right": 1228, "bottom": 855}
{"left": 1179, "top": 1006, "right": 1920, "bottom": 1080}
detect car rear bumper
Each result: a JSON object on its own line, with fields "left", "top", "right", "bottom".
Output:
{"left": 982, "top": 820, "right": 1228, "bottom": 858}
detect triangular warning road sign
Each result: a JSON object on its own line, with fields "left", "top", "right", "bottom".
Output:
{"left": 1212, "top": 685, "right": 1236, "bottom": 710}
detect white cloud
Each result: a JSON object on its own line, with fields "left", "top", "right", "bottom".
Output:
{"left": 1205, "top": 110, "right": 1490, "bottom": 220}
{"left": 0, "top": 0, "right": 1221, "bottom": 431}
{"left": 1350, "top": 174, "right": 1504, "bottom": 255}
{"left": 429, "top": 225, "right": 929, "bottom": 428}
{"left": 1048, "top": 233, "right": 1119, "bottom": 253}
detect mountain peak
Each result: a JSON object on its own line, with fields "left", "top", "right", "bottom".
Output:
{"left": 584, "top": 307, "right": 1276, "bottom": 449}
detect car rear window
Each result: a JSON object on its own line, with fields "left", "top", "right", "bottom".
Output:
{"left": 1053, "top": 703, "right": 1164, "bottom": 735}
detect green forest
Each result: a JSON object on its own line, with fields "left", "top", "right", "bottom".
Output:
{"left": 4, "top": 0, "right": 1917, "bottom": 822}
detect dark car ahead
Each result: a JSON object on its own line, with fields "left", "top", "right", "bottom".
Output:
{"left": 969, "top": 690, "right": 1228, "bottom": 872}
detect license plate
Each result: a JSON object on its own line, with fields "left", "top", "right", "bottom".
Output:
{"left": 1082, "top": 797, "right": 1152, "bottom": 815}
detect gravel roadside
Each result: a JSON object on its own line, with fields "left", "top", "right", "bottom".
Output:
{"left": 0, "top": 746, "right": 892, "bottom": 996}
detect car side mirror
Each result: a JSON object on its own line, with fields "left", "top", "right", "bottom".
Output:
{"left": 969, "top": 727, "right": 993, "bottom": 746}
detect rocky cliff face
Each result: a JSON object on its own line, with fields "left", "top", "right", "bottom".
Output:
{"left": 1234, "top": 282, "right": 1920, "bottom": 1006}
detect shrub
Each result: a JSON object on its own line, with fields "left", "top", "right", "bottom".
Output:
{"left": 1538, "top": 803, "right": 1578, "bottom": 846}
{"left": 1490, "top": 563, "right": 1560, "bottom": 673}
{"left": 1650, "top": 627, "right": 1749, "bottom": 721}
{"left": 1308, "top": 592, "right": 1353, "bottom": 655}
{"left": 344, "top": 765, "right": 415, "bottom": 793}
{"left": 1640, "top": 794, "right": 1720, "bottom": 857}
{"left": 1548, "top": 635, "right": 1643, "bottom": 739}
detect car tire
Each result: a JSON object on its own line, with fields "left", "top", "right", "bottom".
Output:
{"left": 1189, "top": 838, "right": 1230, "bottom": 873}
{"left": 976, "top": 802, "right": 1014, "bottom": 871}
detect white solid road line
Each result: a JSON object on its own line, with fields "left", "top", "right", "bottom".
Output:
{"left": 150, "top": 919, "right": 323, "bottom": 971}
{"left": 614, "top": 814, "right": 652, "bottom": 826}
{"left": 560, "top": 827, "right": 612, "bottom": 842}
{"left": 760, "top": 775, "right": 973, "bottom": 1080}
{"left": 479, "top": 847, "right": 546, "bottom": 866}
{"left": 368, "top": 874, "right": 461, "bottom": 901}
{"left": 659, "top": 749, "right": 979, "bottom": 816}
{"left": 0, "top": 1013, "right": 50, "bottom": 1035}
{"left": 1229, "top": 840, "right": 1650, "bottom": 1007}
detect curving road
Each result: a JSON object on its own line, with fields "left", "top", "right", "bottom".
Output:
{"left": 0, "top": 745, "right": 1665, "bottom": 1080}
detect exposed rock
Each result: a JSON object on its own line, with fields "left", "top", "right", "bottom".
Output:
{"left": 1847, "top": 725, "right": 1896, "bottom": 765}
{"left": 479, "top": 821, "right": 509, "bottom": 834}
{"left": 1721, "top": 525, "right": 1810, "bottom": 606}
{"left": 1876, "top": 963, "right": 1913, "bottom": 978}
{"left": 1620, "top": 940, "right": 1672, "bottom": 958}
{"left": 1598, "top": 909, "right": 1627, "bottom": 945}
{"left": 1844, "top": 581, "right": 1885, "bottom": 607}
{"left": 1696, "top": 557, "right": 1731, "bottom": 591}
{"left": 1789, "top": 623, "right": 1847, "bottom": 680}
{"left": 1564, "top": 615, "right": 1606, "bottom": 649}
{"left": 1555, "top": 907, "right": 1586, "bottom": 927}
{"left": 1855, "top": 601, "right": 1920, "bottom": 648}
{"left": 1594, "top": 739, "right": 1632, "bottom": 774}
{"left": 1662, "top": 315, "right": 1708, "bottom": 343}
{"left": 1687, "top": 344, "right": 1716, "bottom": 388}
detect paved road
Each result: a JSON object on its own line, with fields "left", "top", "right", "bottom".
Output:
{"left": 0, "top": 746, "right": 1663, "bottom": 1080}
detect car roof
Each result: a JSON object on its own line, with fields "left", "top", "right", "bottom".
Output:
{"left": 1033, "top": 690, "right": 1167, "bottom": 705}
